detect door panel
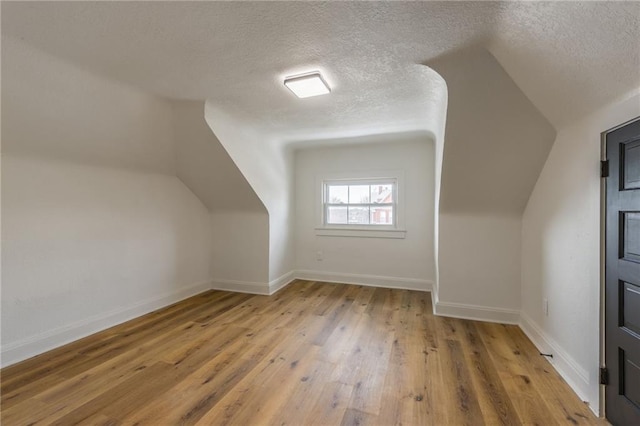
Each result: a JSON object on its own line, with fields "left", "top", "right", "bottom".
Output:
{"left": 621, "top": 350, "right": 640, "bottom": 409}
{"left": 623, "top": 212, "right": 640, "bottom": 263}
{"left": 621, "top": 281, "right": 640, "bottom": 336}
{"left": 606, "top": 118, "right": 640, "bottom": 425}
{"left": 623, "top": 140, "right": 640, "bottom": 190}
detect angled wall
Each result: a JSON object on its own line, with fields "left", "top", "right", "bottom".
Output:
{"left": 171, "top": 101, "right": 269, "bottom": 286}
{"left": 1, "top": 38, "right": 278, "bottom": 366}
{"left": 171, "top": 101, "right": 264, "bottom": 213}
{"left": 521, "top": 90, "right": 640, "bottom": 412}
{"left": 204, "top": 103, "right": 296, "bottom": 290}
{"left": 1, "top": 38, "right": 212, "bottom": 366}
{"left": 428, "top": 47, "right": 556, "bottom": 321}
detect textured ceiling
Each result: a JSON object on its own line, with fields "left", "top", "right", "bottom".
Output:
{"left": 489, "top": 1, "right": 640, "bottom": 127}
{"left": 2, "top": 1, "right": 639, "bottom": 143}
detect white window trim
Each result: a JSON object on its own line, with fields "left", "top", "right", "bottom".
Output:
{"left": 315, "top": 171, "right": 406, "bottom": 239}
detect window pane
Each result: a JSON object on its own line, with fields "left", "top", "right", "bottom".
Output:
{"left": 371, "top": 206, "right": 393, "bottom": 225}
{"left": 328, "top": 185, "right": 348, "bottom": 204}
{"left": 349, "top": 185, "right": 370, "bottom": 204}
{"left": 371, "top": 184, "right": 393, "bottom": 204}
{"left": 348, "top": 206, "right": 370, "bottom": 224}
{"left": 327, "top": 206, "right": 348, "bottom": 224}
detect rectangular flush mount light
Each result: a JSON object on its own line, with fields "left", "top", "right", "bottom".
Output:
{"left": 284, "top": 72, "right": 330, "bottom": 98}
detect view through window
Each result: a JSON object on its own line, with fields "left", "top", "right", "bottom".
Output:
{"left": 324, "top": 180, "right": 396, "bottom": 226}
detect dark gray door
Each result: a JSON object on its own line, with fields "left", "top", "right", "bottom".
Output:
{"left": 605, "top": 117, "right": 640, "bottom": 425}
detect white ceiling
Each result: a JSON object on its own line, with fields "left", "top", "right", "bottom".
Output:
{"left": 2, "top": 1, "right": 639, "bottom": 144}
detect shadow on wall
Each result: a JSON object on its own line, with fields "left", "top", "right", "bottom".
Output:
{"left": 203, "top": 65, "right": 448, "bottom": 294}
{"left": 171, "top": 101, "right": 270, "bottom": 285}
{"left": 0, "top": 38, "right": 217, "bottom": 366}
{"left": 425, "top": 46, "right": 556, "bottom": 315}
{"left": 204, "top": 102, "right": 296, "bottom": 284}
{"left": 171, "top": 100, "right": 266, "bottom": 213}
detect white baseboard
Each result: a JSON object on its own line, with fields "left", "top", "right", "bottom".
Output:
{"left": 212, "top": 270, "right": 431, "bottom": 295}
{"left": 0, "top": 272, "right": 596, "bottom": 417}
{"left": 519, "top": 311, "right": 593, "bottom": 412}
{"left": 269, "top": 271, "right": 296, "bottom": 294}
{"left": 293, "top": 269, "right": 432, "bottom": 292}
{"left": 210, "top": 279, "right": 270, "bottom": 295}
{"left": 0, "top": 280, "right": 212, "bottom": 368}
{"left": 210, "top": 271, "right": 297, "bottom": 296}
{"left": 433, "top": 299, "right": 520, "bottom": 324}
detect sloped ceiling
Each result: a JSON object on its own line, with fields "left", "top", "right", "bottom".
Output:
{"left": 429, "top": 47, "right": 556, "bottom": 214}
{"left": 3, "top": 1, "right": 638, "bottom": 145}
{"left": 172, "top": 100, "right": 265, "bottom": 212}
{"left": 489, "top": 1, "right": 640, "bottom": 127}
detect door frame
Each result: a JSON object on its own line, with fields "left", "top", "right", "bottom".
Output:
{"left": 600, "top": 116, "right": 640, "bottom": 418}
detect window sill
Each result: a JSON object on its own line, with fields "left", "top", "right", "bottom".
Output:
{"left": 314, "top": 227, "right": 406, "bottom": 239}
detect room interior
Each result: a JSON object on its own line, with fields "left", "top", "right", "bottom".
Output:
{"left": 1, "top": 1, "right": 640, "bottom": 424}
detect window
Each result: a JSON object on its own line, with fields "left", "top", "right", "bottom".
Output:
{"left": 315, "top": 172, "right": 406, "bottom": 239}
{"left": 323, "top": 179, "right": 396, "bottom": 227}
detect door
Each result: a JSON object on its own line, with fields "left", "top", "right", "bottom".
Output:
{"left": 605, "top": 117, "right": 640, "bottom": 425}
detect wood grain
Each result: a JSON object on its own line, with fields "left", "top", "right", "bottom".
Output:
{"left": 1, "top": 281, "right": 605, "bottom": 425}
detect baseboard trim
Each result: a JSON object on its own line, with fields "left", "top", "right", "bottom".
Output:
{"left": 210, "top": 271, "right": 297, "bottom": 296}
{"left": 0, "top": 280, "right": 212, "bottom": 368}
{"left": 293, "top": 269, "right": 432, "bottom": 292}
{"left": 433, "top": 299, "right": 520, "bottom": 324}
{"left": 519, "top": 311, "right": 592, "bottom": 411}
{"left": 211, "top": 271, "right": 432, "bottom": 295}
{"left": 0, "top": 272, "right": 596, "bottom": 416}
{"left": 210, "top": 279, "right": 270, "bottom": 295}
{"left": 269, "top": 271, "right": 296, "bottom": 294}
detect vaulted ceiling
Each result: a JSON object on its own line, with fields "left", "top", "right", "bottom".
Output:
{"left": 4, "top": 1, "right": 639, "bottom": 146}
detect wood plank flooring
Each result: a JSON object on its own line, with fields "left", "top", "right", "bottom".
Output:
{"left": 1, "top": 280, "right": 605, "bottom": 425}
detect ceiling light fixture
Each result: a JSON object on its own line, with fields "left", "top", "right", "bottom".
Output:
{"left": 284, "top": 72, "right": 331, "bottom": 98}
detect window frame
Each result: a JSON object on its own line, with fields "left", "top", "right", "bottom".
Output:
{"left": 322, "top": 178, "right": 397, "bottom": 228}
{"left": 315, "top": 171, "right": 406, "bottom": 239}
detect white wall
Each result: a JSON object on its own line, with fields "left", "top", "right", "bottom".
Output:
{"left": 1, "top": 37, "right": 212, "bottom": 366}
{"left": 1, "top": 157, "right": 212, "bottom": 365}
{"left": 436, "top": 213, "right": 521, "bottom": 321}
{"left": 294, "top": 135, "right": 435, "bottom": 289}
{"left": 428, "top": 47, "right": 556, "bottom": 320}
{"left": 171, "top": 101, "right": 271, "bottom": 292}
{"left": 204, "top": 103, "right": 295, "bottom": 284}
{"left": 521, "top": 90, "right": 640, "bottom": 413}
{"left": 210, "top": 211, "right": 269, "bottom": 290}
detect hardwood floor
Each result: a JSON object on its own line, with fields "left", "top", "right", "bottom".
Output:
{"left": 1, "top": 280, "right": 604, "bottom": 425}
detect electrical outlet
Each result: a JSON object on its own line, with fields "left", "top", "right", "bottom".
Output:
{"left": 316, "top": 250, "right": 323, "bottom": 261}
{"left": 543, "top": 298, "right": 549, "bottom": 316}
